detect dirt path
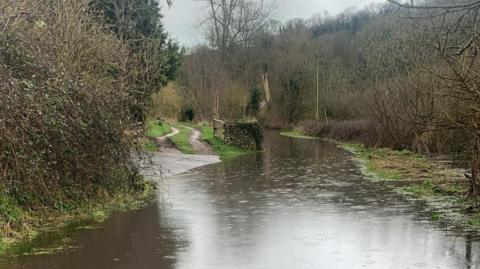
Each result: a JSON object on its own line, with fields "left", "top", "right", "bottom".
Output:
{"left": 186, "top": 127, "right": 213, "bottom": 155}
{"left": 155, "top": 127, "right": 181, "bottom": 154}
{"left": 154, "top": 125, "right": 213, "bottom": 155}
{"left": 139, "top": 126, "right": 219, "bottom": 180}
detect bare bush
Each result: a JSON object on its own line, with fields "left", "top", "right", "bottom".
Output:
{"left": 301, "top": 120, "right": 374, "bottom": 144}
{"left": 387, "top": 0, "right": 480, "bottom": 199}
{"left": 0, "top": 0, "right": 144, "bottom": 216}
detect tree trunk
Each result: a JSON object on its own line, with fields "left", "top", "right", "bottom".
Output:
{"left": 262, "top": 73, "right": 271, "bottom": 106}
{"left": 469, "top": 135, "right": 480, "bottom": 205}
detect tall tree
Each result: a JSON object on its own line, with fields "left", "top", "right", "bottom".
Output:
{"left": 202, "top": 0, "right": 275, "bottom": 58}
{"left": 389, "top": 0, "right": 480, "bottom": 199}
{"left": 90, "top": 0, "right": 183, "bottom": 120}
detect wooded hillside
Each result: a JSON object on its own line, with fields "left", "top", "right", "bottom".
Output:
{"left": 0, "top": 0, "right": 181, "bottom": 240}
{"left": 176, "top": 0, "right": 480, "bottom": 198}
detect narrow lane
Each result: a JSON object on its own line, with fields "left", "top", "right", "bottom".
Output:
{"left": 4, "top": 132, "right": 480, "bottom": 269}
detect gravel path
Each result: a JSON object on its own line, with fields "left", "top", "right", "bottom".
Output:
{"left": 139, "top": 125, "right": 219, "bottom": 180}
{"left": 139, "top": 125, "right": 218, "bottom": 180}
{"left": 187, "top": 127, "right": 213, "bottom": 155}
{"left": 155, "top": 127, "right": 181, "bottom": 154}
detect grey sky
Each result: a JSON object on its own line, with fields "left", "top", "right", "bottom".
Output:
{"left": 163, "top": 0, "right": 386, "bottom": 47}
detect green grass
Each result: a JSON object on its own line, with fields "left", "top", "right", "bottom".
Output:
{"left": 194, "top": 123, "right": 251, "bottom": 158}
{"left": 431, "top": 212, "right": 441, "bottom": 221}
{"left": 140, "top": 120, "right": 173, "bottom": 152}
{"left": 0, "top": 194, "right": 25, "bottom": 255}
{"left": 372, "top": 168, "right": 405, "bottom": 180}
{"left": 280, "top": 130, "right": 316, "bottom": 139}
{"left": 141, "top": 139, "right": 157, "bottom": 152}
{"left": 341, "top": 143, "right": 424, "bottom": 160}
{"left": 403, "top": 181, "right": 438, "bottom": 196}
{"left": 0, "top": 182, "right": 156, "bottom": 258}
{"left": 402, "top": 181, "right": 480, "bottom": 229}
{"left": 169, "top": 125, "right": 194, "bottom": 154}
{"left": 467, "top": 213, "right": 480, "bottom": 227}
{"left": 341, "top": 143, "right": 376, "bottom": 160}
{"left": 341, "top": 143, "right": 404, "bottom": 181}
{"left": 343, "top": 142, "right": 480, "bottom": 231}
{"left": 173, "top": 122, "right": 253, "bottom": 158}
{"left": 339, "top": 143, "right": 436, "bottom": 181}
{"left": 145, "top": 121, "right": 171, "bottom": 138}
{"left": 403, "top": 179, "right": 466, "bottom": 197}
{"left": 0, "top": 194, "right": 24, "bottom": 226}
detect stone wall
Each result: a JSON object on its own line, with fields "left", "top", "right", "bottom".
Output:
{"left": 213, "top": 118, "right": 225, "bottom": 140}
{"left": 214, "top": 119, "right": 263, "bottom": 151}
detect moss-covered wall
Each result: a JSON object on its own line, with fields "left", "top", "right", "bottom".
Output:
{"left": 222, "top": 122, "right": 263, "bottom": 151}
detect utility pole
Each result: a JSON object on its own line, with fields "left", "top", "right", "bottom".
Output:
{"left": 315, "top": 54, "right": 319, "bottom": 121}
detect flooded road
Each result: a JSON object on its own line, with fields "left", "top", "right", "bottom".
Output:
{"left": 3, "top": 132, "right": 480, "bottom": 268}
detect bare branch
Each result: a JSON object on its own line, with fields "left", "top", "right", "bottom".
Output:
{"left": 388, "top": 0, "right": 480, "bottom": 10}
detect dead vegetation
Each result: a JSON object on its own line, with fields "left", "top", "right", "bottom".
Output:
{"left": 0, "top": 0, "right": 156, "bottom": 243}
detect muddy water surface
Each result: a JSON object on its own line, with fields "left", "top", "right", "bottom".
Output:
{"left": 3, "top": 132, "right": 480, "bottom": 269}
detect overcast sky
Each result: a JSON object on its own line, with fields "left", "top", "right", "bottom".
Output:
{"left": 163, "top": 0, "right": 386, "bottom": 47}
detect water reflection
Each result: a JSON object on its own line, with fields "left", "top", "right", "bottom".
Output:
{"left": 3, "top": 132, "right": 480, "bottom": 268}
{"left": 4, "top": 200, "right": 187, "bottom": 269}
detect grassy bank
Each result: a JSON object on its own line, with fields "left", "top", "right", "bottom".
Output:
{"left": 141, "top": 139, "right": 157, "bottom": 152}
{"left": 280, "top": 130, "right": 316, "bottom": 139}
{"left": 341, "top": 142, "right": 480, "bottom": 230}
{"left": 141, "top": 121, "right": 172, "bottom": 152}
{"left": 281, "top": 128, "right": 480, "bottom": 230}
{"left": 339, "top": 143, "right": 461, "bottom": 182}
{"left": 178, "top": 122, "right": 252, "bottom": 158}
{"left": 141, "top": 120, "right": 254, "bottom": 157}
{"left": 145, "top": 121, "right": 171, "bottom": 138}
{"left": 198, "top": 124, "right": 250, "bottom": 158}
{"left": 169, "top": 125, "right": 195, "bottom": 154}
{"left": 141, "top": 121, "right": 195, "bottom": 154}
{"left": 0, "top": 0, "right": 175, "bottom": 260}
{"left": 0, "top": 183, "right": 155, "bottom": 258}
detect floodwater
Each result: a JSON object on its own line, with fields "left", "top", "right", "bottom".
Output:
{"left": 2, "top": 132, "right": 480, "bottom": 269}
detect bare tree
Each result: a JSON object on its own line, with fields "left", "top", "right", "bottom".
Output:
{"left": 390, "top": 0, "right": 480, "bottom": 200}
{"left": 201, "top": 0, "right": 276, "bottom": 58}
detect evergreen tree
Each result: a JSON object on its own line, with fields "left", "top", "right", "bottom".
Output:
{"left": 247, "top": 86, "right": 262, "bottom": 116}
{"left": 90, "top": 0, "right": 183, "bottom": 120}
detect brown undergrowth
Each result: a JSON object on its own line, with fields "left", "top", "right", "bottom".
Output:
{"left": 0, "top": 0, "right": 154, "bottom": 256}
{"left": 341, "top": 143, "right": 480, "bottom": 230}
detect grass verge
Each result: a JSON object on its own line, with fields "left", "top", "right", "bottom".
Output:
{"left": 339, "top": 142, "right": 480, "bottom": 231}
{"left": 338, "top": 143, "right": 449, "bottom": 181}
{"left": 0, "top": 182, "right": 156, "bottom": 258}
{"left": 141, "top": 139, "right": 157, "bottom": 152}
{"left": 178, "top": 122, "right": 253, "bottom": 158}
{"left": 141, "top": 120, "right": 173, "bottom": 152}
{"left": 279, "top": 130, "right": 316, "bottom": 139}
{"left": 145, "top": 121, "right": 171, "bottom": 138}
{"left": 169, "top": 125, "right": 194, "bottom": 154}
{"left": 198, "top": 124, "right": 250, "bottom": 158}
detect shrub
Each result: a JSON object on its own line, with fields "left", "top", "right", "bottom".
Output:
{"left": 0, "top": 0, "right": 144, "bottom": 212}
{"left": 301, "top": 120, "right": 374, "bottom": 145}
{"left": 149, "top": 84, "right": 182, "bottom": 120}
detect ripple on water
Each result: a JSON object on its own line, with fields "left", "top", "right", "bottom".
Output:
{"left": 5, "top": 132, "right": 480, "bottom": 269}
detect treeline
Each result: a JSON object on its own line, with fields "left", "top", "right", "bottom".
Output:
{"left": 0, "top": 0, "right": 180, "bottom": 229}
{"left": 177, "top": 1, "right": 388, "bottom": 124}
{"left": 176, "top": 0, "right": 480, "bottom": 197}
